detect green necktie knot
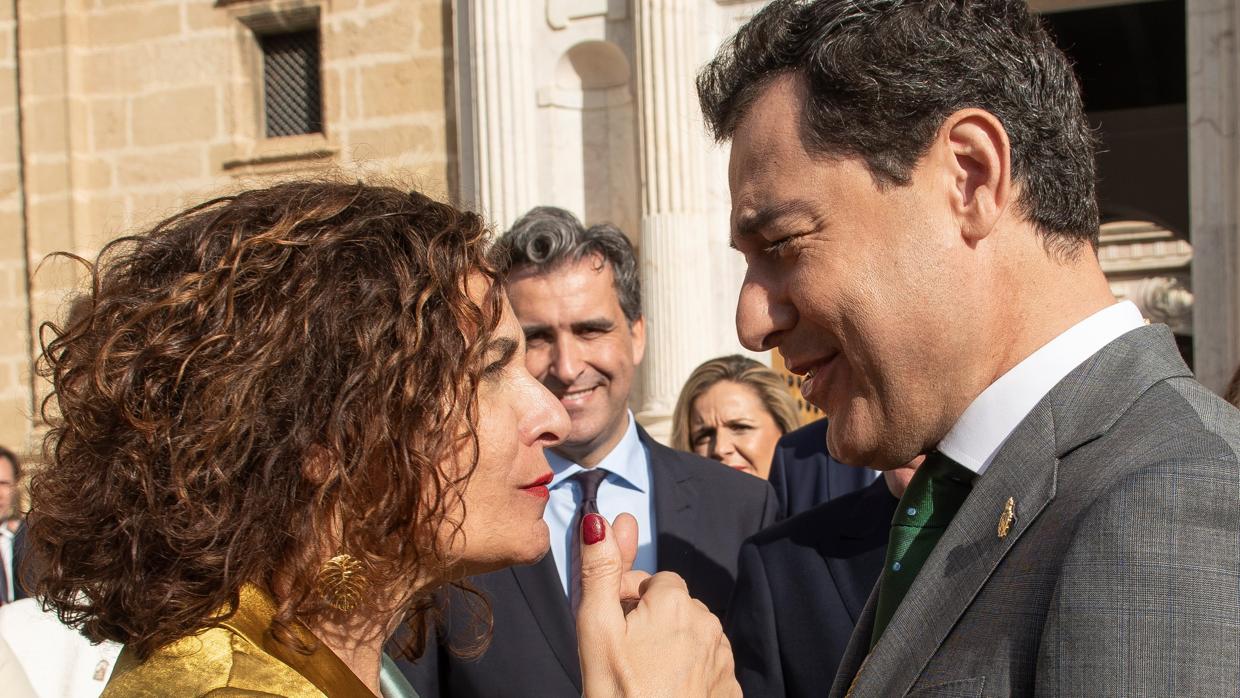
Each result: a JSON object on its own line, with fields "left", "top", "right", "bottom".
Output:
{"left": 870, "top": 451, "right": 976, "bottom": 649}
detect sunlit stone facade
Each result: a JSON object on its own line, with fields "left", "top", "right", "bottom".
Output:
{"left": 0, "top": 0, "right": 1231, "bottom": 464}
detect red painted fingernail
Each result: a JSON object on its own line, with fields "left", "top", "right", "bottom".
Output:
{"left": 582, "top": 513, "right": 606, "bottom": 545}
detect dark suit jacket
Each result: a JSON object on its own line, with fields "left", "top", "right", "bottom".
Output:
{"left": 399, "top": 425, "right": 778, "bottom": 697}
{"left": 727, "top": 476, "right": 896, "bottom": 697}
{"left": 831, "top": 325, "right": 1240, "bottom": 697}
{"left": 11, "top": 520, "right": 29, "bottom": 600}
{"left": 767, "top": 418, "right": 877, "bottom": 520}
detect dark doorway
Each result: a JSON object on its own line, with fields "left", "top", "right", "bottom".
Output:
{"left": 1042, "top": 0, "right": 1188, "bottom": 239}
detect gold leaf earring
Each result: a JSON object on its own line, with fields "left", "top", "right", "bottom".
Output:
{"left": 316, "top": 553, "right": 367, "bottom": 613}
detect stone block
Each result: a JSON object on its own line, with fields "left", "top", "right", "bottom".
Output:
{"left": 77, "top": 156, "right": 114, "bottom": 191}
{"left": 19, "top": 49, "right": 66, "bottom": 98}
{"left": 90, "top": 96, "right": 128, "bottom": 150}
{"left": 0, "top": 211, "right": 23, "bottom": 257}
{"left": 74, "top": 193, "right": 127, "bottom": 250}
{"left": 67, "top": 97, "right": 90, "bottom": 147}
{"left": 86, "top": 5, "right": 180, "bottom": 47}
{"left": 16, "top": 0, "right": 60, "bottom": 21}
{"left": 29, "top": 248, "right": 79, "bottom": 291}
{"left": 331, "top": 6, "right": 417, "bottom": 59}
{"left": 359, "top": 59, "right": 445, "bottom": 119}
{"left": 0, "top": 23, "right": 13, "bottom": 64}
{"left": 345, "top": 122, "right": 439, "bottom": 161}
{"left": 0, "top": 163, "right": 17, "bottom": 198}
{"left": 21, "top": 100, "right": 67, "bottom": 153}
{"left": 321, "top": 65, "right": 345, "bottom": 123}
{"left": 0, "top": 109, "right": 17, "bottom": 162}
{"left": 413, "top": 0, "right": 447, "bottom": 53}
{"left": 128, "top": 191, "right": 185, "bottom": 229}
{"left": 114, "top": 144, "right": 206, "bottom": 186}
{"left": 26, "top": 160, "right": 69, "bottom": 196}
{"left": 19, "top": 14, "right": 64, "bottom": 51}
{"left": 0, "top": 68, "right": 15, "bottom": 109}
{"left": 0, "top": 395, "right": 33, "bottom": 453}
{"left": 322, "top": 66, "right": 351, "bottom": 122}
{"left": 0, "top": 304, "right": 27, "bottom": 356}
{"left": 132, "top": 85, "right": 218, "bottom": 147}
{"left": 96, "top": 0, "right": 160, "bottom": 8}
{"left": 183, "top": 2, "right": 229, "bottom": 34}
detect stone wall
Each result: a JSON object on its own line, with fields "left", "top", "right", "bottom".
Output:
{"left": 1, "top": 0, "right": 457, "bottom": 464}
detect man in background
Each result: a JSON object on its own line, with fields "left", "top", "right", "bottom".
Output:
{"left": 0, "top": 447, "right": 21, "bottom": 604}
{"left": 728, "top": 456, "right": 920, "bottom": 696}
{"left": 402, "top": 207, "right": 776, "bottom": 697}
{"left": 767, "top": 417, "right": 875, "bottom": 519}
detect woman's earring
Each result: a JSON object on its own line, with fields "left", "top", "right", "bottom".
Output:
{"left": 316, "top": 553, "right": 367, "bottom": 613}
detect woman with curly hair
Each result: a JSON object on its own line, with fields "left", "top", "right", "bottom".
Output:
{"left": 27, "top": 182, "right": 738, "bottom": 697}
{"left": 671, "top": 355, "right": 799, "bottom": 480}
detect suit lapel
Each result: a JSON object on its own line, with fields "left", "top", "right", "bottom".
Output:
{"left": 824, "top": 556, "right": 872, "bottom": 625}
{"left": 848, "top": 410, "right": 1060, "bottom": 697}
{"left": 823, "top": 481, "right": 895, "bottom": 623}
{"left": 829, "top": 582, "right": 880, "bottom": 697}
{"left": 835, "top": 325, "right": 1194, "bottom": 697}
{"left": 643, "top": 428, "right": 698, "bottom": 585}
{"left": 509, "top": 554, "right": 582, "bottom": 691}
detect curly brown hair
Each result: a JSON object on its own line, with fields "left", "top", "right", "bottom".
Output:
{"left": 29, "top": 180, "right": 501, "bottom": 661}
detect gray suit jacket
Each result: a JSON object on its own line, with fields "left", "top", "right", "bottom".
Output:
{"left": 830, "top": 324, "right": 1240, "bottom": 697}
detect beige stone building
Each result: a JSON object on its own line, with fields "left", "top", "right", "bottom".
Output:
{"left": 0, "top": 0, "right": 457, "bottom": 459}
{"left": 2, "top": 0, "right": 1238, "bottom": 465}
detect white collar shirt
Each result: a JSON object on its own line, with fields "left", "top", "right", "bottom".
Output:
{"left": 938, "top": 301, "right": 1146, "bottom": 476}
{"left": 544, "top": 412, "right": 656, "bottom": 594}
{"left": 0, "top": 526, "right": 13, "bottom": 602}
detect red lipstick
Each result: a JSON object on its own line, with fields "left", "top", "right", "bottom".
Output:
{"left": 520, "top": 471, "right": 553, "bottom": 500}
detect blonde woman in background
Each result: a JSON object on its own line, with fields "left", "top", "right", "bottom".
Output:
{"left": 672, "top": 355, "right": 799, "bottom": 479}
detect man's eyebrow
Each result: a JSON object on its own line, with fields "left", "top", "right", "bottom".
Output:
{"left": 572, "top": 318, "right": 614, "bottom": 333}
{"left": 520, "top": 323, "right": 552, "bottom": 336}
{"left": 732, "top": 199, "right": 821, "bottom": 246}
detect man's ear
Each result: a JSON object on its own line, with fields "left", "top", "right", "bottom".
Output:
{"left": 629, "top": 315, "right": 647, "bottom": 366}
{"left": 940, "top": 108, "right": 1011, "bottom": 244}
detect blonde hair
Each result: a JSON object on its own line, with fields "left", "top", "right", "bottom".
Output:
{"left": 671, "top": 355, "right": 799, "bottom": 452}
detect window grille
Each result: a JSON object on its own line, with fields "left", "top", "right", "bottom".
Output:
{"left": 260, "top": 29, "right": 322, "bottom": 138}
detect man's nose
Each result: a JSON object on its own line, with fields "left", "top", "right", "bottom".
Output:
{"left": 550, "top": 336, "right": 583, "bottom": 382}
{"left": 736, "top": 269, "right": 794, "bottom": 351}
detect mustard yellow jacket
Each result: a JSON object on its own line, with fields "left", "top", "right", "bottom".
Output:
{"left": 101, "top": 585, "right": 388, "bottom": 698}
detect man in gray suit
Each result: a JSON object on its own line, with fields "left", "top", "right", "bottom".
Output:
{"left": 697, "top": 1, "right": 1239, "bottom": 695}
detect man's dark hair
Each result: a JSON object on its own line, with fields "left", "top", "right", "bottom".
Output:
{"left": 495, "top": 206, "right": 642, "bottom": 322}
{"left": 697, "top": 0, "right": 1099, "bottom": 254}
{"left": 0, "top": 446, "right": 19, "bottom": 484}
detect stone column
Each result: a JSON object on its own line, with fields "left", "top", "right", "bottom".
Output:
{"left": 632, "top": 0, "right": 714, "bottom": 444}
{"left": 463, "top": 0, "right": 540, "bottom": 231}
{"left": 1188, "top": 0, "right": 1240, "bottom": 393}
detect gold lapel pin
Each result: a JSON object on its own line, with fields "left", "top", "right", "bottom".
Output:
{"left": 997, "top": 497, "right": 1016, "bottom": 539}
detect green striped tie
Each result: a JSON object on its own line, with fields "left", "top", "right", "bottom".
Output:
{"left": 870, "top": 451, "right": 976, "bottom": 648}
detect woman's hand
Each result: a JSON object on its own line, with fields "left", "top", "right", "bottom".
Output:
{"left": 575, "top": 513, "right": 741, "bottom": 697}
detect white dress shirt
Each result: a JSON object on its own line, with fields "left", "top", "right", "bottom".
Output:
{"left": 0, "top": 526, "right": 14, "bottom": 602}
{"left": 939, "top": 301, "right": 1146, "bottom": 475}
{"left": 544, "top": 412, "right": 657, "bottom": 595}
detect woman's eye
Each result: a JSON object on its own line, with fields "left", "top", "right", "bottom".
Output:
{"left": 483, "top": 360, "right": 506, "bottom": 377}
